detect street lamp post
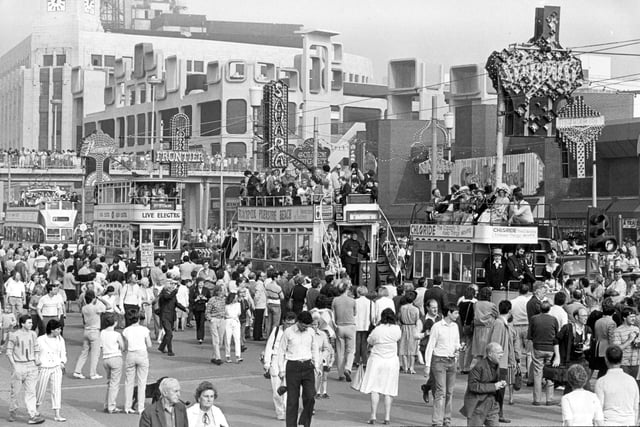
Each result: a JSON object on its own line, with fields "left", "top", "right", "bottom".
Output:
{"left": 51, "top": 99, "right": 62, "bottom": 152}
{"left": 147, "top": 76, "right": 163, "bottom": 178}
{"left": 443, "top": 111, "right": 454, "bottom": 189}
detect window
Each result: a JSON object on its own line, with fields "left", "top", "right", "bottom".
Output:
{"left": 200, "top": 100, "right": 222, "bottom": 136}
{"left": 117, "top": 117, "right": 125, "bottom": 148}
{"left": 228, "top": 61, "right": 245, "bottom": 80}
{"left": 226, "top": 99, "right": 247, "bottom": 134}
{"left": 239, "top": 230, "right": 251, "bottom": 258}
{"left": 354, "top": 75, "right": 359, "bottom": 83}
{"left": 56, "top": 54, "right": 66, "bottom": 66}
{"left": 422, "top": 251, "right": 432, "bottom": 279}
{"left": 43, "top": 55, "right": 53, "bottom": 67}
{"left": 186, "top": 60, "right": 193, "bottom": 72}
{"left": 281, "top": 231, "right": 295, "bottom": 261}
{"left": 266, "top": 229, "right": 280, "bottom": 260}
{"left": 126, "top": 115, "right": 135, "bottom": 146}
{"left": 252, "top": 229, "right": 265, "bottom": 258}
{"left": 153, "top": 230, "right": 171, "bottom": 249}
{"left": 349, "top": 73, "right": 354, "bottom": 82}
{"left": 139, "top": 85, "right": 146, "bottom": 103}
{"left": 137, "top": 113, "right": 146, "bottom": 145}
{"left": 104, "top": 55, "right": 115, "bottom": 68}
{"left": 129, "top": 88, "right": 136, "bottom": 105}
{"left": 91, "top": 55, "right": 102, "bottom": 67}
{"left": 194, "top": 61, "right": 204, "bottom": 73}
{"left": 297, "top": 230, "right": 313, "bottom": 262}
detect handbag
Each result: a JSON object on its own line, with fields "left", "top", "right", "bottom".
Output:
{"left": 461, "top": 302, "right": 474, "bottom": 336}
{"left": 350, "top": 364, "right": 365, "bottom": 391}
{"left": 542, "top": 364, "right": 568, "bottom": 386}
{"left": 513, "top": 366, "right": 522, "bottom": 391}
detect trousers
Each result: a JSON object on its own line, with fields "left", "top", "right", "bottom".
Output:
{"left": 354, "top": 330, "right": 369, "bottom": 366}
{"left": 10, "top": 361, "right": 38, "bottom": 417}
{"left": 336, "top": 324, "right": 356, "bottom": 374}
{"left": 123, "top": 351, "right": 149, "bottom": 413}
{"left": 36, "top": 365, "right": 63, "bottom": 410}
{"left": 432, "top": 356, "right": 456, "bottom": 426}
{"left": 286, "top": 360, "right": 316, "bottom": 427}
{"left": 158, "top": 318, "right": 174, "bottom": 353}
{"left": 209, "top": 317, "right": 226, "bottom": 360}
{"left": 265, "top": 304, "right": 281, "bottom": 336}
{"left": 74, "top": 328, "right": 101, "bottom": 377}
{"left": 225, "top": 318, "right": 241, "bottom": 358}
{"left": 103, "top": 356, "right": 123, "bottom": 411}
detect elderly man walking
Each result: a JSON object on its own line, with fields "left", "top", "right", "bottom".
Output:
{"left": 460, "top": 342, "right": 507, "bottom": 426}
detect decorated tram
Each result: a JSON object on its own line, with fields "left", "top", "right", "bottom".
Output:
{"left": 92, "top": 178, "right": 182, "bottom": 265}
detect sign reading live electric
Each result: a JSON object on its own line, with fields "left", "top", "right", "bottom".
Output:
{"left": 94, "top": 208, "right": 182, "bottom": 222}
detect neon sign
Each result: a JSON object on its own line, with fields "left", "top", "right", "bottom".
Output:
{"left": 263, "top": 80, "right": 289, "bottom": 168}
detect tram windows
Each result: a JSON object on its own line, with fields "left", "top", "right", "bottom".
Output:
{"left": 281, "top": 233, "right": 296, "bottom": 261}
{"left": 97, "top": 229, "right": 106, "bottom": 246}
{"left": 153, "top": 230, "right": 172, "bottom": 249}
{"left": 238, "top": 231, "right": 251, "bottom": 259}
{"left": 442, "top": 254, "right": 452, "bottom": 280}
{"left": 414, "top": 250, "right": 473, "bottom": 283}
{"left": 122, "top": 230, "right": 130, "bottom": 247}
{"left": 297, "top": 232, "right": 312, "bottom": 262}
{"left": 422, "top": 252, "right": 431, "bottom": 279}
{"left": 253, "top": 232, "right": 265, "bottom": 259}
{"left": 462, "top": 254, "right": 472, "bottom": 281}
{"left": 113, "top": 231, "right": 122, "bottom": 248}
{"left": 451, "top": 254, "right": 461, "bottom": 281}
{"left": 141, "top": 229, "right": 151, "bottom": 244}
{"left": 266, "top": 231, "right": 281, "bottom": 260}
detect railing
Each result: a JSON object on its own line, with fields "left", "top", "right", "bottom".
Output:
{"left": 378, "top": 208, "right": 402, "bottom": 279}
{"left": 240, "top": 195, "right": 336, "bottom": 207}
{"left": 109, "top": 155, "right": 251, "bottom": 173}
{"left": 414, "top": 201, "right": 540, "bottom": 226}
{"left": 0, "top": 154, "right": 81, "bottom": 169}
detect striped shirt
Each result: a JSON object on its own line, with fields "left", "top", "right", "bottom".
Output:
{"left": 612, "top": 324, "right": 640, "bottom": 367}
{"left": 205, "top": 296, "right": 226, "bottom": 319}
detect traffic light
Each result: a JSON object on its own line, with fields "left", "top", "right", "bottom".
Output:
{"left": 587, "top": 208, "right": 618, "bottom": 252}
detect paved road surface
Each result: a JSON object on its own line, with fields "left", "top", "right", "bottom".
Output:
{"left": 0, "top": 312, "right": 563, "bottom": 426}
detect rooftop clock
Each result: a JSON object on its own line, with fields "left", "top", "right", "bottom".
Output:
{"left": 84, "top": 0, "right": 95, "bottom": 14}
{"left": 47, "top": 0, "right": 66, "bottom": 11}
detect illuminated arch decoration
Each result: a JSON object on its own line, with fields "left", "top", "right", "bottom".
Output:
{"left": 154, "top": 113, "right": 203, "bottom": 177}
{"left": 556, "top": 96, "right": 604, "bottom": 178}
{"left": 80, "top": 130, "right": 116, "bottom": 185}
{"left": 411, "top": 122, "right": 452, "bottom": 178}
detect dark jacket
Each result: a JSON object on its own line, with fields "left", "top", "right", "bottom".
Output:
{"left": 424, "top": 286, "right": 448, "bottom": 316}
{"left": 557, "top": 322, "right": 592, "bottom": 364}
{"left": 189, "top": 286, "right": 211, "bottom": 313}
{"left": 158, "top": 287, "right": 186, "bottom": 322}
{"left": 138, "top": 399, "right": 188, "bottom": 427}
{"left": 341, "top": 238, "right": 362, "bottom": 265}
{"left": 107, "top": 269, "right": 126, "bottom": 284}
{"left": 460, "top": 357, "right": 500, "bottom": 419}
{"left": 483, "top": 256, "right": 507, "bottom": 289}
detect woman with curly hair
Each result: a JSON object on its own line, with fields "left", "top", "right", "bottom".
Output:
{"left": 186, "top": 381, "right": 229, "bottom": 427}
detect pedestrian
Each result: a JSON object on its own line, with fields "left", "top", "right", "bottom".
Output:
{"left": 509, "top": 283, "right": 531, "bottom": 385}
{"left": 190, "top": 278, "right": 210, "bottom": 344}
{"left": 139, "top": 377, "right": 188, "bottom": 427}
{"left": 186, "top": 381, "right": 229, "bottom": 427}
{"left": 206, "top": 285, "right": 226, "bottom": 365}
{"left": 561, "top": 364, "right": 604, "bottom": 426}
{"left": 122, "top": 309, "right": 151, "bottom": 415}
{"left": 157, "top": 280, "right": 186, "bottom": 356}
{"left": 224, "top": 292, "right": 242, "bottom": 363}
{"left": 35, "top": 318, "right": 67, "bottom": 422}
{"left": 423, "top": 275, "right": 448, "bottom": 316}
{"left": 6, "top": 314, "right": 45, "bottom": 424}
{"left": 100, "top": 313, "right": 124, "bottom": 414}
{"left": 460, "top": 342, "right": 506, "bottom": 427}
{"left": 5, "top": 270, "right": 26, "bottom": 320}
{"left": 488, "top": 300, "right": 518, "bottom": 418}
{"left": 458, "top": 285, "right": 477, "bottom": 374}
{"left": 264, "top": 269, "right": 284, "bottom": 336}
{"left": 418, "top": 299, "right": 443, "bottom": 404}
{"left": 73, "top": 289, "right": 111, "bottom": 380}
{"left": 611, "top": 306, "right": 640, "bottom": 379}
{"left": 528, "top": 301, "right": 560, "bottom": 406}
{"left": 398, "top": 291, "right": 420, "bottom": 374}
{"left": 264, "top": 312, "right": 296, "bottom": 420}
{"left": 424, "top": 303, "right": 462, "bottom": 427}
{"left": 251, "top": 272, "right": 267, "bottom": 340}
{"left": 120, "top": 273, "right": 143, "bottom": 328}
{"left": 593, "top": 297, "right": 617, "bottom": 378}
{"left": 354, "top": 286, "right": 371, "bottom": 368}
{"left": 358, "top": 307, "right": 401, "bottom": 424}
{"left": 36, "top": 283, "right": 64, "bottom": 336}
{"left": 594, "top": 345, "right": 639, "bottom": 425}
{"left": 277, "top": 311, "right": 320, "bottom": 427}
{"left": 556, "top": 307, "right": 592, "bottom": 394}
{"left": 332, "top": 283, "right": 356, "bottom": 382}
{"left": 470, "top": 287, "right": 499, "bottom": 364}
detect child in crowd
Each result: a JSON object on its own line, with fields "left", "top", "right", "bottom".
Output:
{"left": 1, "top": 305, "right": 18, "bottom": 353}
{"left": 313, "top": 313, "right": 335, "bottom": 399}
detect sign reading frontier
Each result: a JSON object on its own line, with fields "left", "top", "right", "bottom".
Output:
{"left": 154, "top": 150, "right": 204, "bottom": 163}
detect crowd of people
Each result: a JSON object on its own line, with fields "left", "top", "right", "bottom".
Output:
{"left": 0, "top": 149, "right": 81, "bottom": 170}
{"left": 430, "top": 183, "right": 534, "bottom": 226}
{"left": 240, "top": 162, "right": 378, "bottom": 206}
{"left": 2, "top": 240, "right": 640, "bottom": 426}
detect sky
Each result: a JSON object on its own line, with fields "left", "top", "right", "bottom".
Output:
{"left": 2, "top": 0, "right": 640, "bottom": 82}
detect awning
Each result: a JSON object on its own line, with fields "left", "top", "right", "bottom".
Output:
{"left": 554, "top": 197, "right": 640, "bottom": 219}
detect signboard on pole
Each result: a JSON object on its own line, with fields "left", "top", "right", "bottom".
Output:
{"left": 140, "top": 243, "right": 154, "bottom": 267}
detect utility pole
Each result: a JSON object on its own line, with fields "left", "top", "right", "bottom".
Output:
{"left": 430, "top": 96, "right": 439, "bottom": 194}
{"left": 313, "top": 116, "right": 318, "bottom": 168}
{"left": 495, "top": 76, "right": 505, "bottom": 186}
{"left": 592, "top": 142, "right": 597, "bottom": 207}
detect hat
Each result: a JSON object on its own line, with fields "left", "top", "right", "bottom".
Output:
{"left": 468, "top": 183, "right": 478, "bottom": 191}
{"left": 496, "top": 183, "right": 510, "bottom": 193}
{"left": 492, "top": 248, "right": 503, "bottom": 255}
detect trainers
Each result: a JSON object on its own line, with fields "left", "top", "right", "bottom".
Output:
{"left": 90, "top": 374, "right": 103, "bottom": 380}
{"left": 73, "top": 372, "right": 86, "bottom": 379}
{"left": 344, "top": 370, "right": 352, "bottom": 382}
{"left": 28, "top": 416, "right": 45, "bottom": 425}
{"left": 8, "top": 411, "right": 16, "bottom": 422}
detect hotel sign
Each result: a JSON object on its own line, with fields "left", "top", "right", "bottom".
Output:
{"left": 238, "top": 206, "right": 314, "bottom": 223}
{"left": 263, "top": 80, "right": 289, "bottom": 168}
{"left": 155, "top": 151, "right": 203, "bottom": 163}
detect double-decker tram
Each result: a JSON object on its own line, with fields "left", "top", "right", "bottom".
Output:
{"left": 92, "top": 178, "right": 182, "bottom": 264}
{"left": 237, "top": 194, "right": 401, "bottom": 291}
{"left": 3, "top": 187, "right": 79, "bottom": 250}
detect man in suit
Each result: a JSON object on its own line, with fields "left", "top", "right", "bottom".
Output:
{"left": 139, "top": 377, "right": 188, "bottom": 427}
{"left": 460, "top": 342, "right": 507, "bottom": 426}
{"left": 483, "top": 248, "right": 507, "bottom": 289}
{"left": 341, "top": 232, "right": 363, "bottom": 287}
{"left": 158, "top": 281, "right": 187, "bottom": 356}
{"left": 424, "top": 276, "right": 448, "bottom": 316}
